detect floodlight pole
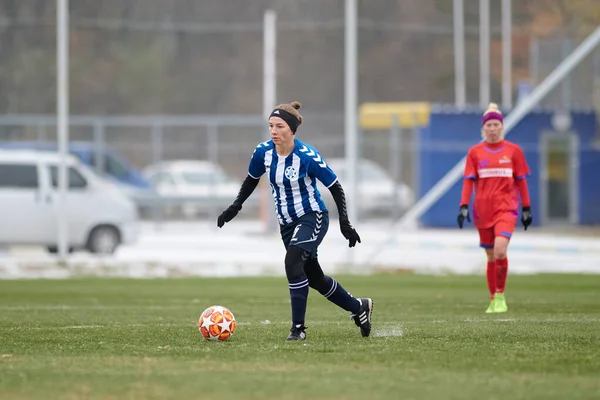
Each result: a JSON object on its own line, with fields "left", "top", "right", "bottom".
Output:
{"left": 262, "top": 9, "right": 277, "bottom": 232}
{"left": 501, "top": 0, "right": 512, "bottom": 109}
{"left": 345, "top": 0, "right": 358, "bottom": 222}
{"left": 453, "top": 0, "right": 466, "bottom": 109}
{"left": 57, "top": 0, "right": 69, "bottom": 260}
{"left": 479, "top": 0, "right": 490, "bottom": 109}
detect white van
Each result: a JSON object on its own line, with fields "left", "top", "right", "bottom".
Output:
{"left": 0, "top": 150, "right": 139, "bottom": 254}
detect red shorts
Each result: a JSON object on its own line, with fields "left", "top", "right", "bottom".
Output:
{"left": 478, "top": 214, "right": 517, "bottom": 249}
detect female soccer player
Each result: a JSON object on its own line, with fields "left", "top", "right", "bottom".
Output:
{"left": 457, "top": 103, "right": 532, "bottom": 313}
{"left": 217, "top": 101, "right": 373, "bottom": 341}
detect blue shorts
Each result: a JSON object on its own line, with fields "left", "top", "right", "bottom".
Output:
{"left": 280, "top": 211, "right": 329, "bottom": 258}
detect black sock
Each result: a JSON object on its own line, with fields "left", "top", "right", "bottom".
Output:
{"left": 322, "top": 276, "right": 360, "bottom": 314}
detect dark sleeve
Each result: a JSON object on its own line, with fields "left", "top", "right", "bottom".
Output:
{"left": 327, "top": 181, "right": 349, "bottom": 222}
{"left": 232, "top": 175, "right": 260, "bottom": 209}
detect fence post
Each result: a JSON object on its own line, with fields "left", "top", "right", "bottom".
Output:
{"left": 207, "top": 124, "right": 219, "bottom": 227}
{"left": 36, "top": 124, "right": 47, "bottom": 142}
{"left": 93, "top": 120, "right": 105, "bottom": 176}
{"left": 389, "top": 114, "right": 401, "bottom": 221}
{"left": 151, "top": 123, "right": 164, "bottom": 225}
{"left": 151, "top": 123, "right": 163, "bottom": 165}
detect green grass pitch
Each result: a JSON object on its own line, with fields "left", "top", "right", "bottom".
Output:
{"left": 1, "top": 274, "right": 599, "bottom": 399}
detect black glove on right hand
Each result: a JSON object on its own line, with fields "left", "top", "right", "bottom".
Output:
{"left": 457, "top": 205, "right": 471, "bottom": 229}
{"left": 521, "top": 206, "right": 532, "bottom": 231}
{"left": 217, "top": 203, "right": 241, "bottom": 228}
{"left": 339, "top": 219, "right": 361, "bottom": 248}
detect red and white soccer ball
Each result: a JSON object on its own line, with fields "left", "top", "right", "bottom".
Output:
{"left": 198, "top": 305, "right": 236, "bottom": 341}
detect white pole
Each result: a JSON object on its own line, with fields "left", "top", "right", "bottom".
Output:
{"left": 263, "top": 10, "right": 276, "bottom": 121}
{"left": 57, "top": 0, "right": 69, "bottom": 260}
{"left": 345, "top": 0, "right": 358, "bottom": 222}
{"left": 365, "top": 26, "right": 600, "bottom": 263}
{"left": 479, "top": 0, "right": 490, "bottom": 109}
{"left": 262, "top": 9, "right": 276, "bottom": 232}
{"left": 502, "top": 0, "right": 512, "bottom": 109}
{"left": 453, "top": 0, "right": 466, "bottom": 109}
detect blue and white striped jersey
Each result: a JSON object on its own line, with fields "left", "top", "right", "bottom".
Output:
{"left": 248, "top": 138, "right": 337, "bottom": 225}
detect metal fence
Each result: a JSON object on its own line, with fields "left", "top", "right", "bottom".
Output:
{"left": 0, "top": 113, "right": 421, "bottom": 222}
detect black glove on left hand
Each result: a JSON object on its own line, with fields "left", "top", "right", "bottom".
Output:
{"left": 340, "top": 219, "right": 361, "bottom": 248}
{"left": 521, "top": 206, "right": 532, "bottom": 231}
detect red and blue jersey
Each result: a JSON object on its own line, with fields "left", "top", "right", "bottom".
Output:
{"left": 461, "top": 140, "right": 530, "bottom": 228}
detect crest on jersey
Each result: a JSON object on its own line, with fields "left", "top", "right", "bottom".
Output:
{"left": 499, "top": 156, "right": 512, "bottom": 164}
{"left": 284, "top": 166, "right": 298, "bottom": 180}
{"left": 478, "top": 159, "right": 489, "bottom": 168}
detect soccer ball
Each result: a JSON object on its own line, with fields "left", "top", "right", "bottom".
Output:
{"left": 198, "top": 305, "right": 236, "bottom": 341}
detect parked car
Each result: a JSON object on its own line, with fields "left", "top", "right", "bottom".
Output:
{"left": 142, "top": 160, "right": 249, "bottom": 217}
{"left": 0, "top": 141, "right": 153, "bottom": 196}
{"left": 0, "top": 150, "right": 140, "bottom": 254}
{"left": 319, "top": 158, "right": 414, "bottom": 217}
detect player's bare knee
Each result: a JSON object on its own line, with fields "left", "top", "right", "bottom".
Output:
{"left": 494, "top": 237, "right": 509, "bottom": 260}
{"left": 494, "top": 248, "right": 507, "bottom": 260}
{"left": 485, "top": 249, "right": 495, "bottom": 263}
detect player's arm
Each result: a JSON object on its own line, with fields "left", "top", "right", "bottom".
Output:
{"left": 513, "top": 146, "right": 532, "bottom": 229}
{"left": 327, "top": 181, "right": 361, "bottom": 247}
{"left": 231, "top": 175, "right": 260, "bottom": 209}
{"left": 308, "top": 151, "right": 361, "bottom": 248}
{"left": 217, "top": 146, "right": 264, "bottom": 228}
{"left": 516, "top": 179, "right": 530, "bottom": 208}
{"left": 458, "top": 149, "right": 476, "bottom": 228}
{"left": 460, "top": 179, "right": 474, "bottom": 207}
{"left": 460, "top": 148, "right": 477, "bottom": 206}
{"left": 328, "top": 181, "right": 349, "bottom": 221}
{"left": 513, "top": 146, "right": 531, "bottom": 207}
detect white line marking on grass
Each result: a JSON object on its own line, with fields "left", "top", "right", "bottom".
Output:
{"left": 0, "top": 305, "right": 196, "bottom": 311}
{"left": 372, "top": 328, "right": 404, "bottom": 337}
{"left": 65, "top": 325, "right": 104, "bottom": 329}
{"left": 3, "top": 317, "right": 599, "bottom": 332}
{"left": 463, "top": 318, "right": 516, "bottom": 323}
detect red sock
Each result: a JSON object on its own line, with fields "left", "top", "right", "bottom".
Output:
{"left": 496, "top": 258, "right": 508, "bottom": 293}
{"left": 486, "top": 261, "right": 496, "bottom": 299}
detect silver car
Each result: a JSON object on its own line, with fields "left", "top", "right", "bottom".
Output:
{"left": 142, "top": 160, "right": 249, "bottom": 218}
{"left": 319, "top": 158, "right": 414, "bottom": 217}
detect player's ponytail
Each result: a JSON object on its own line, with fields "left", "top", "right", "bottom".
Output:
{"left": 484, "top": 103, "right": 500, "bottom": 115}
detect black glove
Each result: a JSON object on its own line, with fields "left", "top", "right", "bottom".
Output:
{"left": 217, "top": 203, "right": 241, "bottom": 228}
{"left": 521, "top": 206, "right": 532, "bottom": 231}
{"left": 457, "top": 205, "right": 471, "bottom": 229}
{"left": 340, "top": 219, "right": 361, "bottom": 248}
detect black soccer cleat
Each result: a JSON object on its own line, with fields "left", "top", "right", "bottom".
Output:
{"left": 286, "top": 324, "right": 307, "bottom": 341}
{"left": 351, "top": 298, "right": 373, "bottom": 337}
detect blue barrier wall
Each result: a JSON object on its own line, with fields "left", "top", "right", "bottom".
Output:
{"left": 418, "top": 108, "right": 599, "bottom": 227}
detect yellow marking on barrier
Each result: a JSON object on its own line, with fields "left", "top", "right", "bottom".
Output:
{"left": 359, "top": 102, "right": 431, "bottom": 129}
